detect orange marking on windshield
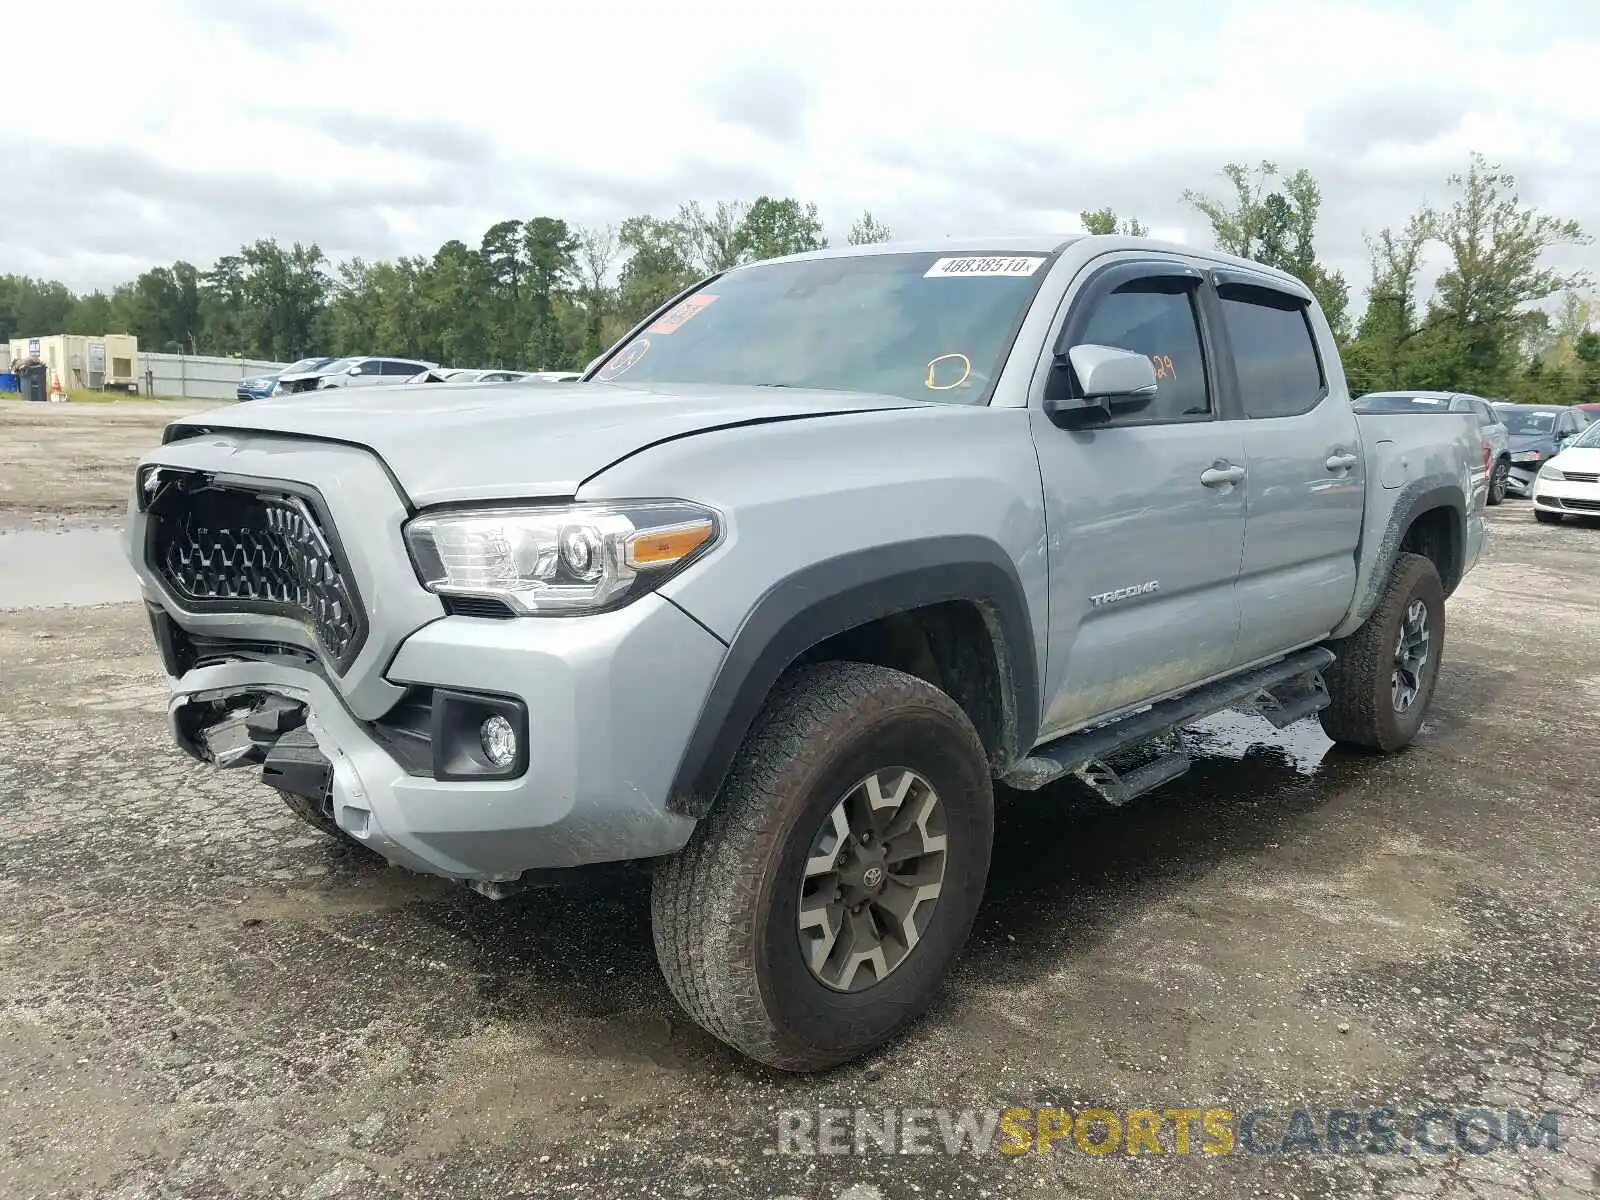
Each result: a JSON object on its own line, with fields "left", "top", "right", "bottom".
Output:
{"left": 925, "top": 353, "right": 973, "bottom": 391}
{"left": 1151, "top": 354, "right": 1176, "bottom": 381}
{"left": 649, "top": 294, "right": 719, "bottom": 334}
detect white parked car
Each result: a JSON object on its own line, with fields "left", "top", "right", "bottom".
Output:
{"left": 272, "top": 356, "right": 439, "bottom": 395}
{"left": 406, "top": 368, "right": 542, "bottom": 384}
{"left": 1530, "top": 418, "right": 1600, "bottom": 523}
{"left": 316, "top": 356, "right": 438, "bottom": 390}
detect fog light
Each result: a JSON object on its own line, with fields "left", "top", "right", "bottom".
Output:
{"left": 480, "top": 715, "right": 517, "bottom": 768}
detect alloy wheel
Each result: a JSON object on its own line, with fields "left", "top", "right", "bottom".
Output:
{"left": 1391, "top": 598, "right": 1431, "bottom": 712}
{"left": 797, "top": 768, "right": 949, "bottom": 992}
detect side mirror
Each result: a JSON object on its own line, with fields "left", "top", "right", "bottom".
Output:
{"left": 347, "top": 365, "right": 363, "bottom": 375}
{"left": 1043, "top": 344, "right": 1160, "bottom": 427}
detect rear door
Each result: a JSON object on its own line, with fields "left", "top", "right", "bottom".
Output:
{"left": 1029, "top": 258, "right": 1247, "bottom": 738}
{"left": 1212, "top": 271, "right": 1366, "bottom": 664}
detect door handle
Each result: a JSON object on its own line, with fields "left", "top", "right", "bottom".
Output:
{"left": 1326, "top": 451, "right": 1359, "bottom": 472}
{"left": 1200, "top": 464, "right": 1246, "bottom": 487}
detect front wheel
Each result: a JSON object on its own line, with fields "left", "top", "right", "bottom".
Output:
{"left": 651, "top": 661, "right": 994, "bottom": 1072}
{"left": 1487, "top": 458, "right": 1509, "bottom": 506}
{"left": 1319, "top": 552, "right": 1445, "bottom": 752}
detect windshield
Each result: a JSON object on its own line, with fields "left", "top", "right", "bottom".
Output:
{"left": 282, "top": 356, "right": 332, "bottom": 375}
{"left": 1495, "top": 406, "right": 1558, "bottom": 435}
{"left": 310, "top": 357, "right": 357, "bottom": 376}
{"left": 1573, "top": 420, "right": 1600, "bottom": 449}
{"left": 588, "top": 251, "right": 1055, "bottom": 403}
{"left": 1354, "top": 393, "right": 1454, "bottom": 413}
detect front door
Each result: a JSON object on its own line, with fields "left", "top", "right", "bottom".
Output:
{"left": 1029, "top": 260, "right": 1246, "bottom": 740}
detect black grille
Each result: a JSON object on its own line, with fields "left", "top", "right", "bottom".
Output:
{"left": 145, "top": 471, "right": 367, "bottom": 671}
{"left": 1562, "top": 472, "right": 1599, "bottom": 484}
{"left": 1559, "top": 497, "right": 1600, "bottom": 512}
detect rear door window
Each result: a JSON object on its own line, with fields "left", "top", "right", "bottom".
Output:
{"left": 1217, "top": 285, "right": 1326, "bottom": 418}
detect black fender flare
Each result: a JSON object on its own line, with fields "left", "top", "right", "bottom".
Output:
{"left": 665, "top": 536, "right": 1039, "bottom": 817}
{"left": 1347, "top": 481, "right": 1467, "bottom": 633}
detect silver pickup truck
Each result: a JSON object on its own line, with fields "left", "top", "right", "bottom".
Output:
{"left": 125, "top": 235, "right": 1486, "bottom": 1072}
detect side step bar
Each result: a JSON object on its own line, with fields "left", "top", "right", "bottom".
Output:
{"left": 1002, "top": 647, "right": 1337, "bottom": 803}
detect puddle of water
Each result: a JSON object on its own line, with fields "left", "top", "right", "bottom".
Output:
{"left": 0, "top": 527, "right": 142, "bottom": 609}
{"left": 1185, "top": 708, "right": 1335, "bottom": 775}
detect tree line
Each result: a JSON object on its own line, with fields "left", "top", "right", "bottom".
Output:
{"left": 1, "top": 153, "right": 1593, "bottom": 403}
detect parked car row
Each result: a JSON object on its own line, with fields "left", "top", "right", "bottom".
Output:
{"left": 407, "top": 368, "right": 582, "bottom": 385}
{"left": 1491, "top": 402, "right": 1595, "bottom": 498}
{"left": 1530, "top": 415, "right": 1600, "bottom": 522}
{"left": 1351, "top": 391, "right": 1600, "bottom": 514}
{"left": 236, "top": 358, "right": 581, "bottom": 401}
{"left": 1351, "top": 391, "right": 1513, "bottom": 504}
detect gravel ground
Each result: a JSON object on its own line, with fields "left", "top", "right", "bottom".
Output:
{"left": 0, "top": 400, "right": 215, "bottom": 529}
{"left": 0, "top": 419, "right": 1597, "bottom": 1198}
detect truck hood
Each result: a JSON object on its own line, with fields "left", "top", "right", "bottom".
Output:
{"left": 1507, "top": 432, "right": 1557, "bottom": 454}
{"left": 164, "top": 380, "right": 929, "bottom": 506}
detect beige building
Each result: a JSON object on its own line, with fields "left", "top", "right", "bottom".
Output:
{"left": 9, "top": 333, "right": 140, "bottom": 392}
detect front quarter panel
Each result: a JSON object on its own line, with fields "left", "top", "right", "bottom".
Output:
{"left": 578, "top": 404, "right": 1050, "bottom": 800}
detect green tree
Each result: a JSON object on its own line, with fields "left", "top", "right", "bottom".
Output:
{"left": 1182, "top": 161, "right": 1350, "bottom": 340}
{"left": 1427, "top": 153, "right": 1590, "bottom": 394}
{"left": 522, "top": 217, "right": 578, "bottom": 368}
{"left": 735, "top": 196, "right": 827, "bottom": 262}
{"left": 0, "top": 275, "right": 77, "bottom": 341}
{"left": 1079, "top": 207, "right": 1148, "bottom": 237}
{"left": 1345, "top": 213, "right": 1434, "bottom": 394}
{"left": 575, "top": 223, "right": 620, "bottom": 363}
{"left": 616, "top": 215, "right": 696, "bottom": 323}
{"left": 847, "top": 210, "right": 893, "bottom": 245}
{"left": 679, "top": 201, "right": 748, "bottom": 274}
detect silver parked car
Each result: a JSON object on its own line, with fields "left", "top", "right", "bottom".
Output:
{"left": 1491, "top": 403, "right": 1590, "bottom": 498}
{"left": 1353, "top": 391, "right": 1512, "bottom": 504}
{"left": 407, "top": 368, "right": 542, "bottom": 384}
{"left": 313, "top": 356, "right": 438, "bottom": 391}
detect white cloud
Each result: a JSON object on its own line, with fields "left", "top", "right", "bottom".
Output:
{"left": 7, "top": 0, "right": 1598, "bottom": 308}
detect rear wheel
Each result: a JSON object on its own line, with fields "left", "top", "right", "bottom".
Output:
{"left": 1535, "top": 508, "right": 1563, "bottom": 524}
{"left": 651, "top": 661, "right": 994, "bottom": 1071}
{"left": 1487, "top": 458, "right": 1509, "bottom": 506}
{"left": 1319, "top": 552, "right": 1444, "bottom": 752}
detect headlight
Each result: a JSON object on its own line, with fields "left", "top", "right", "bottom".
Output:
{"left": 1511, "top": 451, "right": 1543, "bottom": 464}
{"left": 404, "top": 501, "right": 720, "bottom": 615}
{"left": 1539, "top": 464, "right": 1564, "bottom": 480}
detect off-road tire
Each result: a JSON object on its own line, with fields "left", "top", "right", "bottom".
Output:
{"left": 1487, "top": 458, "right": 1509, "bottom": 506}
{"left": 1534, "top": 508, "right": 1563, "bottom": 524}
{"left": 651, "top": 661, "right": 994, "bottom": 1072}
{"left": 1319, "top": 552, "right": 1444, "bottom": 752}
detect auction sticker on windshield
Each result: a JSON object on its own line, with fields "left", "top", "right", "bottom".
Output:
{"left": 649, "top": 293, "right": 719, "bottom": 334}
{"left": 924, "top": 256, "right": 1046, "bottom": 278}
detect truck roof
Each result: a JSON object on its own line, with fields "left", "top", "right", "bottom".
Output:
{"left": 738, "top": 233, "right": 1311, "bottom": 292}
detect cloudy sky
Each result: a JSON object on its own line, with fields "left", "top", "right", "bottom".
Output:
{"left": 7, "top": 0, "right": 1598, "bottom": 310}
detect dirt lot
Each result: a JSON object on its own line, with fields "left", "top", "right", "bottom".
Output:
{"left": 1, "top": 411, "right": 1597, "bottom": 1198}
{"left": 0, "top": 400, "right": 215, "bottom": 528}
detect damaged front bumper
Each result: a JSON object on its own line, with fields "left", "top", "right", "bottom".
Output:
{"left": 1506, "top": 464, "right": 1540, "bottom": 496}
{"left": 156, "top": 592, "right": 722, "bottom": 892}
